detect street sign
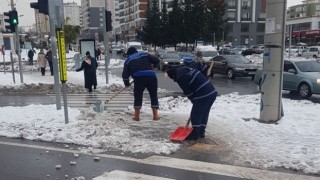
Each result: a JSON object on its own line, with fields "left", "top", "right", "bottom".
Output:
{"left": 56, "top": 29, "right": 67, "bottom": 82}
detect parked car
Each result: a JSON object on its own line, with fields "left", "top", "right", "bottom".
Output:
{"left": 123, "top": 41, "right": 144, "bottom": 57}
{"left": 241, "top": 48, "right": 263, "bottom": 56}
{"left": 254, "top": 59, "right": 320, "bottom": 98}
{"left": 210, "top": 55, "right": 259, "bottom": 79}
{"left": 158, "top": 52, "right": 183, "bottom": 71}
{"left": 301, "top": 46, "right": 320, "bottom": 58}
{"left": 177, "top": 52, "right": 197, "bottom": 61}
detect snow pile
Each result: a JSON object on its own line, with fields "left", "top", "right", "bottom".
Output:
{"left": 0, "top": 104, "right": 180, "bottom": 155}
{"left": 148, "top": 93, "right": 320, "bottom": 174}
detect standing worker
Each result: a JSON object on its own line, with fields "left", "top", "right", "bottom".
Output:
{"left": 76, "top": 51, "right": 98, "bottom": 92}
{"left": 37, "top": 49, "right": 46, "bottom": 76}
{"left": 167, "top": 66, "right": 217, "bottom": 140}
{"left": 182, "top": 57, "right": 208, "bottom": 76}
{"left": 45, "top": 48, "right": 54, "bottom": 76}
{"left": 122, "top": 47, "right": 160, "bottom": 121}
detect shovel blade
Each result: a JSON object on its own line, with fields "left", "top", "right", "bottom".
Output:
{"left": 168, "top": 127, "right": 193, "bottom": 141}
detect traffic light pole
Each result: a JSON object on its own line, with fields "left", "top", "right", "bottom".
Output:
{"left": 103, "top": 8, "right": 110, "bottom": 84}
{"left": 10, "top": 0, "right": 23, "bottom": 83}
{"left": 15, "top": 25, "right": 23, "bottom": 83}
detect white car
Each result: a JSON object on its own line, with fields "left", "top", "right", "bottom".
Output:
{"left": 302, "top": 46, "right": 320, "bottom": 58}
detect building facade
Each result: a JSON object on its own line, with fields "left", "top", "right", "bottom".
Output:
{"left": 34, "top": 10, "right": 50, "bottom": 39}
{"left": 286, "top": 0, "right": 320, "bottom": 45}
{"left": 81, "top": 0, "right": 106, "bottom": 39}
{"left": 64, "top": 2, "right": 83, "bottom": 26}
{"left": 226, "top": 0, "right": 266, "bottom": 46}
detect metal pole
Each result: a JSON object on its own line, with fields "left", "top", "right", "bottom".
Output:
{"left": 49, "top": 4, "right": 62, "bottom": 110}
{"left": 260, "top": 0, "right": 286, "bottom": 122}
{"left": 10, "top": 52, "right": 15, "bottom": 84}
{"left": 10, "top": 0, "right": 23, "bottom": 83}
{"left": 3, "top": 55, "right": 5, "bottom": 74}
{"left": 15, "top": 26, "right": 23, "bottom": 83}
{"left": 62, "top": 82, "right": 69, "bottom": 124}
{"left": 103, "top": 7, "right": 110, "bottom": 84}
{"left": 289, "top": 24, "right": 292, "bottom": 59}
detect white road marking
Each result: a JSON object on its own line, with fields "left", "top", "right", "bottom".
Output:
{"left": 93, "top": 170, "right": 174, "bottom": 180}
{"left": 0, "top": 140, "right": 319, "bottom": 180}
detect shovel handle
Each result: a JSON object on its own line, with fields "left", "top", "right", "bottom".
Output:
{"left": 186, "top": 117, "right": 191, "bottom": 127}
{"left": 106, "top": 81, "right": 133, "bottom": 103}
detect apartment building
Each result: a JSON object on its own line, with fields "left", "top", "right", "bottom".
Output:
{"left": 226, "top": 0, "right": 266, "bottom": 46}
{"left": 117, "top": 0, "right": 148, "bottom": 42}
{"left": 34, "top": 10, "right": 50, "bottom": 39}
{"left": 286, "top": 0, "right": 320, "bottom": 45}
{"left": 64, "top": 2, "right": 82, "bottom": 26}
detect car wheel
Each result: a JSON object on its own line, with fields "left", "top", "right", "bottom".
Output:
{"left": 227, "top": 69, "right": 235, "bottom": 79}
{"left": 298, "top": 83, "right": 312, "bottom": 98}
{"left": 313, "top": 55, "right": 318, "bottom": 58}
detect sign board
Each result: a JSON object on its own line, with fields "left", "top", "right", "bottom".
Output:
{"left": 265, "top": 18, "right": 276, "bottom": 34}
{"left": 79, "top": 39, "right": 96, "bottom": 59}
{"left": 56, "top": 29, "right": 68, "bottom": 82}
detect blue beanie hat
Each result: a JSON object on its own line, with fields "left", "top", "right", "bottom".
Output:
{"left": 183, "top": 57, "right": 194, "bottom": 64}
{"left": 127, "top": 47, "right": 138, "bottom": 56}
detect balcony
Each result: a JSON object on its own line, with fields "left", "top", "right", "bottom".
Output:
{"left": 258, "top": 18, "right": 265, "bottom": 21}
{"left": 241, "top": 17, "right": 251, "bottom": 21}
{"left": 228, "top": 5, "right": 236, "bottom": 9}
{"left": 228, "top": 17, "right": 236, "bottom": 21}
{"left": 242, "top": 5, "right": 251, "bottom": 9}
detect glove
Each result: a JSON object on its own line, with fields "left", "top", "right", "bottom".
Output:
{"left": 124, "top": 80, "right": 130, "bottom": 87}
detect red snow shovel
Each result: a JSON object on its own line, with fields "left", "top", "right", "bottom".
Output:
{"left": 168, "top": 117, "right": 192, "bottom": 141}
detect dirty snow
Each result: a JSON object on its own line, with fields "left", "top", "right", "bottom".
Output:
{"left": 1, "top": 52, "right": 320, "bottom": 173}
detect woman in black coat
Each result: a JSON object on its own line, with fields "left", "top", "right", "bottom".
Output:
{"left": 76, "top": 51, "right": 98, "bottom": 92}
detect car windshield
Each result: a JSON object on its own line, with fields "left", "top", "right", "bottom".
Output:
{"left": 130, "top": 45, "right": 142, "bottom": 50}
{"left": 295, "top": 61, "right": 320, "bottom": 72}
{"left": 178, "top": 52, "right": 193, "bottom": 57}
{"left": 201, "top": 51, "right": 218, "bottom": 57}
{"left": 163, "top": 53, "right": 180, "bottom": 59}
{"left": 226, "top": 55, "right": 251, "bottom": 64}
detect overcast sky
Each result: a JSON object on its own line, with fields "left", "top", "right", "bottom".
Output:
{"left": 0, "top": 0, "right": 303, "bottom": 27}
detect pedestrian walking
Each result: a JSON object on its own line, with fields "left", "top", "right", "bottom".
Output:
{"left": 76, "top": 51, "right": 98, "bottom": 92}
{"left": 45, "top": 48, "right": 54, "bottom": 76}
{"left": 37, "top": 49, "right": 46, "bottom": 76}
{"left": 122, "top": 47, "right": 160, "bottom": 121}
{"left": 28, "top": 49, "right": 34, "bottom": 65}
{"left": 167, "top": 66, "right": 217, "bottom": 140}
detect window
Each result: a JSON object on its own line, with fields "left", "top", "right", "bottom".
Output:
{"left": 241, "top": 35, "right": 249, "bottom": 44}
{"left": 228, "top": 0, "right": 236, "bottom": 7}
{"left": 242, "top": 0, "right": 251, "bottom": 9}
{"left": 256, "top": 35, "right": 264, "bottom": 44}
{"left": 257, "top": 23, "right": 265, "bottom": 32}
{"left": 242, "top": 13, "right": 251, "bottom": 21}
{"left": 284, "top": 61, "right": 296, "bottom": 72}
{"left": 228, "top": 12, "right": 236, "bottom": 21}
{"left": 317, "top": 5, "right": 320, "bottom": 10}
{"left": 258, "top": 12, "right": 266, "bottom": 21}
{"left": 241, "top": 24, "right": 250, "bottom": 32}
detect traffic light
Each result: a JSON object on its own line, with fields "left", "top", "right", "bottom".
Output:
{"left": 30, "top": 0, "right": 49, "bottom": 15}
{"left": 4, "top": 10, "right": 18, "bottom": 33}
{"left": 106, "top": 11, "right": 112, "bottom": 32}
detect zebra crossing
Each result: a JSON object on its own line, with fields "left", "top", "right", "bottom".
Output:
{"left": 48, "top": 92, "right": 150, "bottom": 111}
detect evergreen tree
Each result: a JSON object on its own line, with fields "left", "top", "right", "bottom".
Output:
{"left": 182, "top": 0, "right": 207, "bottom": 45}
{"left": 168, "top": 0, "right": 184, "bottom": 49}
{"left": 203, "top": 0, "right": 228, "bottom": 44}
{"left": 141, "top": 0, "right": 161, "bottom": 49}
{"left": 159, "top": 0, "right": 169, "bottom": 47}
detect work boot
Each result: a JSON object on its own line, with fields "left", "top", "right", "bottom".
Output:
{"left": 185, "top": 131, "right": 199, "bottom": 141}
{"left": 152, "top": 108, "right": 160, "bottom": 121}
{"left": 133, "top": 108, "right": 140, "bottom": 121}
